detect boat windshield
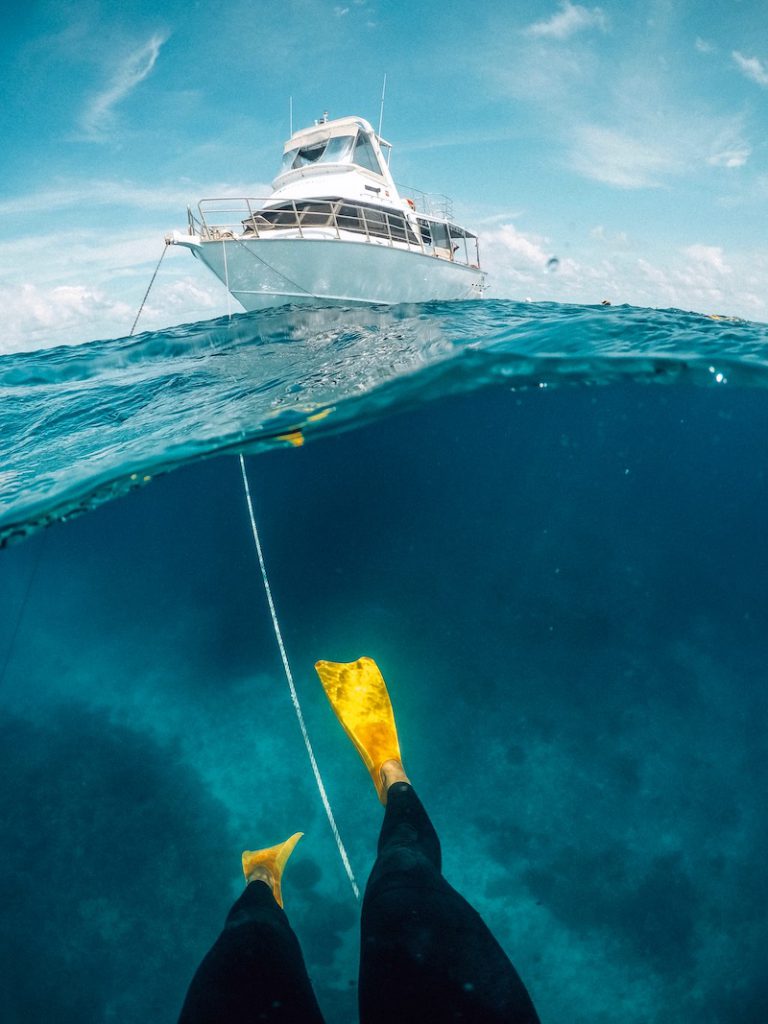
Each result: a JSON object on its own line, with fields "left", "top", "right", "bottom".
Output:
{"left": 281, "top": 130, "right": 385, "bottom": 175}
{"left": 282, "top": 134, "right": 356, "bottom": 171}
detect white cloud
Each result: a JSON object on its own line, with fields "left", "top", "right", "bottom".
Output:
{"left": 566, "top": 109, "right": 751, "bottom": 188}
{"left": 590, "top": 225, "right": 629, "bottom": 245}
{"left": 0, "top": 282, "right": 134, "bottom": 354}
{"left": 703, "top": 118, "right": 751, "bottom": 170}
{"left": 707, "top": 145, "right": 750, "bottom": 168}
{"left": 486, "top": 11, "right": 751, "bottom": 192}
{"left": 732, "top": 51, "right": 768, "bottom": 88}
{"left": 632, "top": 246, "right": 746, "bottom": 314}
{"left": 695, "top": 38, "right": 715, "bottom": 54}
{"left": 0, "top": 174, "right": 286, "bottom": 352}
{"left": 0, "top": 216, "right": 236, "bottom": 353}
{"left": 81, "top": 32, "right": 169, "bottom": 138}
{"left": 525, "top": 1, "right": 607, "bottom": 40}
{"left": 333, "top": 5, "right": 349, "bottom": 14}
{"left": 569, "top": 124, "right": 681, "bottom": 188}
{"left": 0, "top": 178, "right": 272, "bottom": 218}
{"left": 0, "top": 268, "right": 229, "bottom": 354}
{"left": 481, "top": 222, "right": 585, "bottom": 305}
{"left": 476, "top": 217, "right": 765, "bottom": 321}
{"left": 484, "top": 223, "right": 551, "bottom": 269}
{"left": 683, "top": 244, "right": 731, "bottom": 274}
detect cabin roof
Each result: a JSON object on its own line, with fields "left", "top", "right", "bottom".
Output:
{"left": 283, "top": 116, "right": 390, "bottom": 153}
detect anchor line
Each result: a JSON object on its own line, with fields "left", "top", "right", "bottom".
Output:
{"left": 232, "top": 236, "right": 314, "bottom": 297}
{"left": 131, "top": 242, "right": 357, "bottom": 896}
{"left": 238, "top": 455, "right": 361, "bottom": 901}
{"left": 129, "top": 243, "right": 169, "bottom": 337}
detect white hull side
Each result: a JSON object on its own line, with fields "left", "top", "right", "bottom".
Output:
{"left": 192, "top": 237, "right": 486, "bottom": 309}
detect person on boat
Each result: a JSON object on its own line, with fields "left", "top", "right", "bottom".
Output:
{"left": 177, "top": 657, "right": 541, "bottom": 1024}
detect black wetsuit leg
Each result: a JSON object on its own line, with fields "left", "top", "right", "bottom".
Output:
{"left": 358, "top": 782, "right": 540, "bottom": 1024}
{"left": 177, "top": 879, "right": 326, "bottom": 1024}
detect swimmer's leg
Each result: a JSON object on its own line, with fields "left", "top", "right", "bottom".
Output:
{"left": 315, "top": 656, "right": 539, "bottom": 1022}
{"left": 359, "top": 781, "right": 540, "bottom": 1024}
{"left": 177, "top": 837, "right": 325, "bottom": 1024}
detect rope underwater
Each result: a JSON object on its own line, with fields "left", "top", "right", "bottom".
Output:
{"left": 238, "top": 455, "right": 360, "bottom": 900}
{"left": 130, "top": 243, "right": 360, "bottom": 899}
{"left": 223, "top": 242, "right": 358, "bottom": 898}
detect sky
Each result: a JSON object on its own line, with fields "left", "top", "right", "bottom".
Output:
{"left": 1, "top": 0, "right": 767, "bottom": 353}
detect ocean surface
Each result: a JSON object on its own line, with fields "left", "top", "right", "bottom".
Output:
{"left": 1, "top": 299, "right": 767, "bottom": 1023}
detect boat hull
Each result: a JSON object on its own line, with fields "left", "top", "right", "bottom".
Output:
{"left": 188, "top": 236, "right": 486, "bottom": 310}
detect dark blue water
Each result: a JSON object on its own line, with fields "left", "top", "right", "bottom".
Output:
{"left": 1, "top": 301, "right": 767, "bottom": 1022}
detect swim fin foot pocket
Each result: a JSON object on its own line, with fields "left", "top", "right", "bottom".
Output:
{"left": 241, "top": 832, "right": 303, "bottom": 908}
{"left": 314, "top": 656, "right": 402, "bottom": 804}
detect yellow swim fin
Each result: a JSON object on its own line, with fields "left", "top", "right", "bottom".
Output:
{"left": 314, "top": 656, "right": 402, "bottom": 804}
{"left": 241, "top": 832, "right": 303, "bottom": 908}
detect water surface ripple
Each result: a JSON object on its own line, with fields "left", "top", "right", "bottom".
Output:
{"left": 1, "top": 299, "right": 765, "bottom": 545}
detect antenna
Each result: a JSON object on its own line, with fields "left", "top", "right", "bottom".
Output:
{"left": 377, "top": 73, "right": 387, "bottom": 138}
{"left": 289, "top": 96, "right": 293, "bottom": 136}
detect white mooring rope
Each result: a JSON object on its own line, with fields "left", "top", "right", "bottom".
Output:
{"left": 130, "top": 245, "right": 357, "bottom": 896}
{"left": 238, "top": 454, "right": 361, "bottom": 901}
{"left": 129, "top": 244, "right": 168, "bottom": 337}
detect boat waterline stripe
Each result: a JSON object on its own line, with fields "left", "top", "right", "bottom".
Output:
{"left": 232, "top": 289, "right": 372, "bottom": 304}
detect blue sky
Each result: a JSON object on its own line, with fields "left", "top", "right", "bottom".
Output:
{"left": 2, "top": 0, "right": 767, "bottom": 351}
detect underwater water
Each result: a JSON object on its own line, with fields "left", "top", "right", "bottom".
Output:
{"left": 1, "top": 299, "right": 767, "bottom": 1023}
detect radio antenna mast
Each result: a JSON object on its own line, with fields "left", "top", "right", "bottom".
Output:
{"left": 377, "top": 73, "right": 387, "bottom": 138}
{"left": 289, "top": 96, "right": 293, "bottom": 136}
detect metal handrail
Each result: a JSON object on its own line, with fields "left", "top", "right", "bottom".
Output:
{"left": 189, "top": 198, "right": 480, "bottom": 268}
{"left": 394, "top": 184, "right": 454, "bottom": 221}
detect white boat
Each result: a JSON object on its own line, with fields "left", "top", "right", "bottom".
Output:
{"left": 167, "top": 113, "right": 486, "bottom": 310}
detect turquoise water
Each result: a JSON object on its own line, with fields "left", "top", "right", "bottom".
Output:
{"left": 1, "top": 300, "right": 767, "bottom": 1022}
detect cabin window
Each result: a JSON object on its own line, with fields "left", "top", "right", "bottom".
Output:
{"left": 245, "top": 199, "right": 419, "bottom": 245}
{"left": 404, "top": 218, "right": 419, "bottom": 245}
{"left": 448, "top": 224, "right": 471, "bottom": 261}
{"left": 387, "top": 212, "right": 416, "bottom": 243}
{"left": 429, "top": 221, "right": 450, "bottom": 250}
{"left": 248, "top": 201, "right": 334, "bottom": 228}
{"left": 338, "top": 205, "right": 363, "bottom": 232}
{"left": 289, "top": 143, "right": 325, "bottom": 168}
{"left": 299, "top": 203, "right": 334, "bottom": 226}
{"left": 361, "top": 207, "right": 388, "bottom": 237}
{"left": 417, "top": 219, "right": 432, "bottom": 246}
{"left": 388, "top": 213, "right": 407, "bottom": 242}
{"left": 281, "top": 135, "right": 355, "bottom": 171}
{"left": 352, "top": 133, "right": 382, "bottom": 175}
{"left": 258, "top": 205, "right": 300, "bottom": 226}
{"left": 358, "top": 208, "right": 418, "bottom": 243}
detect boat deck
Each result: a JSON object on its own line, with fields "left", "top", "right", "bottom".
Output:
{"left": 186, "top": 197, "right": 480, "bottom": 269}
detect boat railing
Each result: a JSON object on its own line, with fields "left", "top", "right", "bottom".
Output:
{"left": 395, "top": 185, "right": 454, "bottom": 221}
{"left": 187, "top": 198, "right": 480, "bottom": 269}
